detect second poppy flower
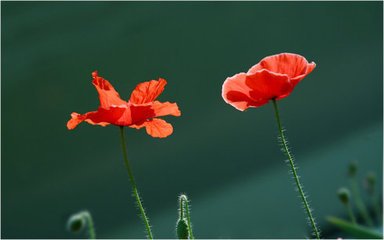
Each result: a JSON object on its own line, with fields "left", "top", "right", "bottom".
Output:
{"left": 222, "top": 53, "right": 316, "bottom": 111}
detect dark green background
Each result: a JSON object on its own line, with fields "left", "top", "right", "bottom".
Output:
{"left": 2, "top": 2, "right": 383, "bottom": 238}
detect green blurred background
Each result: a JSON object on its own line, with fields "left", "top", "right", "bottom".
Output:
{"left": 2, "top": 2, "right": 382, "bottom": 238}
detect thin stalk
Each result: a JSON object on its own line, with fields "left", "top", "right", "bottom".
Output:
{"left": 372, "top": 195, "right": 382, "bottom": 224}
{"left": 84, "top": 211, "right": 96, "bottom": 239}
{"left": 272, "top": 99, "right": 320, "bottom": 239}
{"left": 119, "top": 126, "right": 153, "bottom": 239}
{"left": 365, "top": 173, "right": 382, "bottom": 224}
{"left": 183, "top": 196, "right": 194, "bottom": 239}
{"left": 346, "top": 203, "right": 357, "bottom": 225}
{"left": 179, "top": 196, "right": 185, "bottom": 220}
{"left": 350, "top": 179, "right": 374, "bottom": 226}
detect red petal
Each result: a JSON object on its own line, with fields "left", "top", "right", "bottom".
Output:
{"left": 130, "top": 118, "right": 173, "bottom": 138}
{"left": 291, "top": 62, "right": 316, "bottom": 86}
{"left": 67, "top": 111, "right": 109, "bottom": 130}
{"left": 151, "top": 101, "right": 181, "bottom": 117}
{"left": 92, "top": 71, "right": 126, "bottom": 108}
{"left": 66, "top": 104, "right": 155, "bottom": 129}
{"left": 129, "top": 78, "right": 167, "bottom": 104}
{"left": 128, "top": 104, "right": 157, "bottom": 125}
{"left": 93, "top": 105, "right": 155, "bottom": 126}
{"left": 248, "top": 53, "right": 315, "bottom": 80}
{"left": 246, "top": 69, "right": 293, "bottom": 101}
{"left": 222, "top": 72, "right": 267, "bottom": 111}
{"left": 67, "top": 112, "right": 84, "bottom": 130}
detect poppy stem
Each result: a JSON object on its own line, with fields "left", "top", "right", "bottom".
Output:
{"left": 272, "top": 99, "right": 321, "bottom": 239}
{"left": 84, "top": 211, "right": 96, "bottom": 239}
{"left": 119, "top": 126, "right": 153, "bottom": 239}
{"left": 180, "top": 194, "right": 194, "bottom": 239}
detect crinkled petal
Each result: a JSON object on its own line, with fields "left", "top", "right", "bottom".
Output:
{"left": 151, "top": 101, "right": 181, "bottom": 117}
{"left": 92, "top": 71, "right": 126, "bottom": 108}
{"left": 128, "top": 104, "right": 157, "bottom": 125}
{"left": 66, "top": 104, "right": 155, "bottom": 129}
{"left": 98, "top": 104, "right": 155, "bottom": 126}
{"left": 291, "top": 62, "right": 316, "bottom": 86}
{"left": 130, "top": 118, "right": 173, "bottom": 138}
{"left": 246, "top": 69, "right": 293, "bottom": 101}
{"left": 67, "top": 111, "right": 110, "bottom": 130}
{"left": 222, "top": 72, "right": 267, "bottom": 111}
{"left": 248, "top": 53, "right": 315, "bottom": 80}
{"left": 129, "top": 78, "right": 167, "bottom": 104}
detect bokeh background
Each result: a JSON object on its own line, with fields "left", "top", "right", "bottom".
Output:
{"left": 2, "top": 2, "right": 383, "bottom": 238}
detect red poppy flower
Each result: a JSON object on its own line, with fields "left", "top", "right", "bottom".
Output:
{"left": 222, "top": 53, "right": 316, "bottom": 111}
{"left": 67, "top": 71, "right": 181, "bottom": 138}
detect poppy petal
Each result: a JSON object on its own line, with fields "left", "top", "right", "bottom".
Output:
{"left": 128, "top": 104, "right": 157, "bottom": 125}
{"left": 246, "top": 69, "right": 293, "bottom": 101}
{"left": 222, "top": 72, "right": 266, "bottom": 111}
{"left": 67, "top": 112, "right": 85, "bottom": 130}
{"left": 66, "top": 107, "right": 126, "bottom": 130}
{"left": 92, "top": 71, "right": 126, "bottom": 108}
{"left": 291, "top": 62, "right": 316, "bottom": 86}
{"left": 248, "top": 53, "right": 313, "bottom": 79}
{"left": 67, "top": 112, "right": 110, "bottom": 130}
{"left": 130, "top": 118, "right": 173, "bottom": 138}
{"left": 129, "top": 78, "right": 167, "bottom": 104}
{"left": 152, "top": 101, "right": 181, "bottom": 117}
{"left": 67, "top": 104, "right": 155, "bottom": 129}
{"left": 95, "top": 104, "right": 155, "bottom": 126}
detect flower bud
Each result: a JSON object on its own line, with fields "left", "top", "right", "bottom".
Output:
{"left": 364, "top": 172, "right": 376, "bottom": 194}
{"left": 337, "top": 187, "right": 351, "bottom": 205}
{"left": 366, "top": 172, "right": 376, "bottom": 186}
{"left": 176, "top": 218, "right": 189, "bottom": 239}
{"left": 179, "top": 194, "right": 188, "bottom": 204}
{"left": 67, "top": 212, "right": 86, "bottom": 233}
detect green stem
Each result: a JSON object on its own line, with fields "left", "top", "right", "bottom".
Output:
{"left": 272, "top": 99, "right": 320, "bottom": 239}
{"left": 179, "top": 196, "right": 185, "bottom": 220}
{"left": 350, "top": 179, "right": 374, "bottom": 226}
{"left": 84, "top": 211, "right": 96, "bottom": 239}
{"left": 346, "top": 203, "right": 357, "bottom": 225}
{"left": 183, "top": 196, "right": 194, "bottom": 239}
{"left": 372, "top": 195, "right": 382, "bottom": 224}
{"left": 179, "top": 195, "right": 194, "bottom": 239}
{"left": 119, "top": 126, "right": 153, "bottom": 239}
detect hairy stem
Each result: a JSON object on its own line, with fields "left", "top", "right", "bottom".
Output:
{"left": 182, "top": 195, "right": 194, "bottom": 239}
{"left": 272, "top": 99, "right": 320, "bottom": 239}
{"left": 119, "top": 126, "right": 153, "bottom": 239}
{"left": 179, "top": 196, "right": 185, "bottom": 219}
{"left": 84, "top": 211, "right": 96, "bottom": 239}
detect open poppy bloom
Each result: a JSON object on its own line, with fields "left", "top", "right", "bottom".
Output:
{"left": 222, "top": 53, "right": 316, "bottom": 111}
{"left": 67, "top": 71, "right": 181, "bottom": 138}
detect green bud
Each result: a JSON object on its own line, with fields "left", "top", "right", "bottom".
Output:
{"left": 176, "top": 218, "right": 189, "bottom": 239}
{"left": 365, "top": 172, "right": 376, "bottom": 194}
{"left": 348, "top": 161, "right": 358, "bottom": 177}
{"left": 179, "top": 194, "right": 188, "bottom": 202}
{"left": 67, "top": 213, "right": 86, "bottom": 233}
{"left": 337, "top": 187, "right": 351, "bottom": 205}
{"left": 366, "top": 172, "right": 376, "bottom": 186}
